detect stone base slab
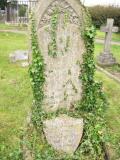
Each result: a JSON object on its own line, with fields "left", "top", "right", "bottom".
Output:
{"left": 98, "top": 52, "right": 117, "bottom": 66}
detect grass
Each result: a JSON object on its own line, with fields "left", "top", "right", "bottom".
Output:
{"left": 96, "top": 30, "right": 120, "bottom": 42}
{"left": 0, "top": 31, "right": 120, "bottom": 159}
{"left": 95, "top": 71, "right": 120, "bottom": 159}
{"left": 0, "top": 24, "right": 119, "bottom": 42}
{"left": 95, "top": 43, "right": 120, "bottom": 158}
{"left": 0, "top": 32, "right": 32, "bottom": 159}
{"left": 0, "top": 23, "right": 27, "bottom": 31}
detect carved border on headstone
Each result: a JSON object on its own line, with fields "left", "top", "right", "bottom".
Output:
{"left": 39, "top": 0, "right": 81, "bottom": 28}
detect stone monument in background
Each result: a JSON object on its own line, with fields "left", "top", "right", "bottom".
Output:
{"left": 98, "top": 18, "right": 119, "bottom": 66}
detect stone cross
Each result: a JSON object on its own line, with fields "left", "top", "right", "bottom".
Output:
{"left": 98, "top": 19, "right": 119, "bottom": 65}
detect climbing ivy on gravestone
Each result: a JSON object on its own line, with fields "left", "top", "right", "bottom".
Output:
{"left": 28, "top": 0, "right": 108, "bottom": 159}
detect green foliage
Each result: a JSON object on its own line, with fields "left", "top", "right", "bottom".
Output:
{"left": 80, "top": 26, "right": 96, "bottom": 111}
{"left": 29, "top": 13, "right": 45, "bottom": 129}
{"left": 63, "top": 11, "right": 70, "bottom": 28}
{"left": 19, "top": 5, "right": 27, "bottom": 17}
{"left": 48, "top": 8, "right": 59, "bottom": 57}
{"left": 0, "top": 30, "right": 120, "bottom": 159}
{"left": 48, "top": 8, "right": 71, "bottom": 57}
{"left": 0, "top": 145, "right": 23, "bottom": 160}
{"left": 89, "top": 5, "right": 120, "bottom": 29}
{"left": 29, "top": 9, "right": 108, "bottom": 159}
{"left": 78, "top": 22, "right": 108, "bottom": 159}
{"left": 0, "top": 0, "right": 7, "bottom": 10}
{"left": 80, "top": 26, "right": 107, "bottom": 112}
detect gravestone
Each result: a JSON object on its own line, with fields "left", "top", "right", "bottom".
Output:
{"left": 9, "top": 50, "right": 29, "bottom": 67}
{"left": 98, "top": 19, "right": 119, "bottom": 66}
{"left": 36, "top": 0, "right": 85, "bottom": 112}
{"left": 34, "top": 0, "right": 89, "bottom": 154}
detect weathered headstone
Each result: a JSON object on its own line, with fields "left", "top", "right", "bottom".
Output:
{"left": 9, "top": 50, "right": 29, "bottom": 67}
{"left": 9, "top": 50, "right": 29, "bottom": 62}
{"left": 98, "top": 19, "right": 119, "bottom": 66}
{"left": 36, "top": 0, "right": 85, "bottom": 112}
{"left": 33, "top": 0, "right": 90, "bottom": 154}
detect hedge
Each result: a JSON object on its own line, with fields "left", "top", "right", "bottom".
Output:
{"left": 88, "top": 5, "right": 120, "bottom": 29}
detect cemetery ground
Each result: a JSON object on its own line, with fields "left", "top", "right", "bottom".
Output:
{"left": 95, "top": 43, "right": 120, "bottom": 78}
{"left": 0, "top": 31, "right": 120, "bottom": 159}
{"left": 0, "top": 32, "right": 32, "bottom": 159}
{"left": 96, "top": 30, "right": 120, "bottom": 42}
{"left": 0, "top": 23, "right": 27, "bottom": 31}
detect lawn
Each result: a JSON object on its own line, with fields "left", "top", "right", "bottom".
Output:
{"left": 95, "top": 71, "right": 120, "bottom": 159}
{"left": 95, "top": 43, "right": 120, "bottom": 158}
{"left": 0, "top": 32, "right": 32, "bottom": 159}
{"left": 0, "top": 24, "right": 120, "bottom": 42}
{"left": 0, "top": 23, "right": 27, "bottom": 31}
{"left": 0, "top": 31, "right": 120, "bottom": 159}
{"left": 96, "top": 30, "right": 120, "bottom": 42}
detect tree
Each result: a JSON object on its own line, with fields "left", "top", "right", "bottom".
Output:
{"left": 19, "top": 5, "right": 27, "bottom": 17}
{"left": 0, "top": 0, "right": 7, "bottom": 10}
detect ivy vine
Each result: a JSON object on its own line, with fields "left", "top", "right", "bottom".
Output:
{"left": 48, "top": 8, "right": 71, "bottom": 57}
{"left": 63, "top": 11, "right": 70, "bottom": 28}
{"left": 48, "top": 8, "right": 59, "bottom": 58}
{"left": 29, "top": 13, "right": 45, "bottom": 129}
{"left": 79, "top": 27, "right": 108, "bottom": 159}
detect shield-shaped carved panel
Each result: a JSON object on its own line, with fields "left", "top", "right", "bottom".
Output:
{"left": 43, "top": 115, "right": 83, "bottom": 154}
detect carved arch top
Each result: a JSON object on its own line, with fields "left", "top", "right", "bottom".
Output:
{"left": 39, "top": 0, "right": 82, "bottom": 28}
